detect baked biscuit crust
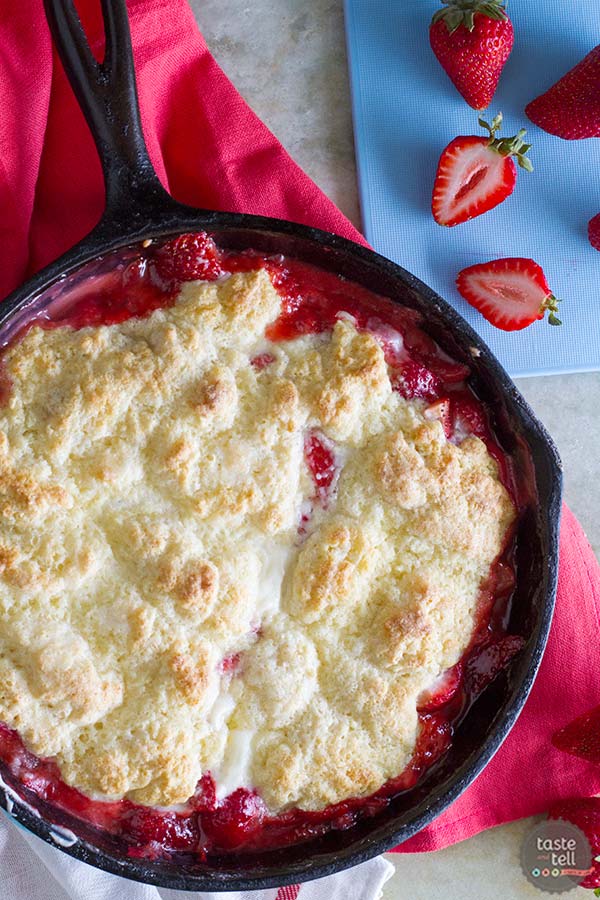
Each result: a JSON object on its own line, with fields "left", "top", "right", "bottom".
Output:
{"left": 0, "top": 269, "right": 515, "bottom": 812}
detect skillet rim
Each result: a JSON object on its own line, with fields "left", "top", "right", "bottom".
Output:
{"left": 0, "top": 215, "right": 563, "bottom": 891}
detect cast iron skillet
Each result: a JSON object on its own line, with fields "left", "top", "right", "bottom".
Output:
{"left": 0, "top": 0, "right": 562, "bottom": 891}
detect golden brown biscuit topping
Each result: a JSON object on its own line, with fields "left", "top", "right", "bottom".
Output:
{"left": 0, "top": 269, "right": 515, "bottom": 812}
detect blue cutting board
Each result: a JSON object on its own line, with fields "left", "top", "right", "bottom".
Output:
{"left": 344, "top": 0, "right": 600, "bottom": 377}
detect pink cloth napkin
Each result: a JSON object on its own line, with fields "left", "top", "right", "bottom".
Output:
{"left": 1, "top": 0, "right": 600, "bottom": 875}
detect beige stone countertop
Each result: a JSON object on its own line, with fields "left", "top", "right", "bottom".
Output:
{"left": 190, "top": 2, "right": 599, "bottom": 896}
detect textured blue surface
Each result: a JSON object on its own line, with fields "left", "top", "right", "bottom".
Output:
{"left": 344, "top": 0, "right": 600, "bottom": 377}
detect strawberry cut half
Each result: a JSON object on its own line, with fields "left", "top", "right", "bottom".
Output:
{"left": 456, "top": 257, "right": 563, "bottom": 331}
{"left": 432, "top": 114, "right": 532, "bottom": 227}
{"left": 552, "top": 703, "right": 600, "bottom": 765}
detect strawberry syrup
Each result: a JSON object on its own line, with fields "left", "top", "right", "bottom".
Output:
{"left": 0, "top": 233, "right": 528, "bottom": 857}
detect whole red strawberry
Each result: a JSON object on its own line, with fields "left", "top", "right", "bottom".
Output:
{"left": 456, "top": 258, "right": 563, "bottom": 331}
{"left": 391, "top": 360, "right": 441, "bottom": 400}
{"left": 526, "top": 45, "right": 600, "bottom": 140}
{"left": 552, "top": 703, "right": 600, "bottom": 765}
{"left": 549, "top": 798, "right": 600, "bottom": 890}
{"left": 429, "top": 0, "right": 514, "bottom": 110}
{"left": 589, "top": 213, "right": 600, "bottom": 252}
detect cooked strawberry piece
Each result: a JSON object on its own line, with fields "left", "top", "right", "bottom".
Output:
{"left": 154, "top": 232, "right": 223, "bottom": 284}
{"left": 402, "top": 329, "right": 470, "bottom": 384}
{"left": 250, "top": 352, "right": 275, "bottom": 370}
{"left": 220, "top": 652, "right": 242, "bottom": 675}
{"left": 418, "top": 664, "right": 463, "bottom": 713}
{"left": 432, "top": 114, "right": 532, "bottom": 227}
{"left": 549, "top": 798, "right": 600, "bottom": 889}
{"left": 46, "top": 261, "right": 174, "bottom": 330}
{"left": 463, "top": 634, "right": 525, "bottom": 695}
{"left": 191, "top": 773, "right": 218, "bottom": 813}
{"left": 304, "top": 431, "right": 338, "bottom": 505}
{"left": 120, "top": 805, "right": 199, "bottom": 856}
{"left": 552, "top": 704, "right": 600, "bottom": 765}
{"left": 456, "top": 257, "right": 562, "bottom": 331}
{"left": 424, "top": 398, "right": 453, "bottom": 438}
{"left": 589, "top": 213, "right": 600, "bottom": 252}
{"left": 365, "top": 319, "right": 406, "bottom": 367}
{"left": 391, "top": 360, "right": 441, "bottom": 400}
{"left": 200, "top": 788, "right": 266, "bottom": 850}
{"left": 413, "top": 713, "right": 453, "bottom": 768}
{"left": 491, "top": 559, "right": 516, "bottom": 596}
{"left": 452, "top": 390, "right": 488, "bottom": 438}
{"left": 424, "top": 357, "right": 470, "bottom": 384}
{"left": 429, "top": 0, "right": 513, "bottom": 110}
{"left": 526, "top": 45, "right": 600, "bottom": 140}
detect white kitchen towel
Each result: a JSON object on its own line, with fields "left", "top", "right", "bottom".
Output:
{"left": 0, "top": 812, "right": 395, "bottom": 900}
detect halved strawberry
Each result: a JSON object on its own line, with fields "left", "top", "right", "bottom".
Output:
{"left": 456, "top": 258, "right": 563, "bottom": 331}
{"left": 153, "top": 232, "right": 223, "bottom": 284}
{"left": 552, "top": 703, "right": 600, "bottom": 765}
{"left": 432, "top": 114, "right": 532, "bottom": 227}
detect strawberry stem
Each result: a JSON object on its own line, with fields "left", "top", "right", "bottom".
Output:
{"left": 543, "top": 294, "right": 562, "bottom": 326}
{"left": 432, "top": 0, "right": 508, "bottom": 34}
{"left": 479, "top": 113, "right": 534, "bottom": 171}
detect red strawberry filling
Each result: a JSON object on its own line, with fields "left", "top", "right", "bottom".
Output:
{"left": 462, "top": 634, "right": 525, "bottom": 696}
{"left": 120, "top": 806, "right": 200, "bottom": 859}
{"left": 200, "top": 788, "right": 267, "bottom": 850}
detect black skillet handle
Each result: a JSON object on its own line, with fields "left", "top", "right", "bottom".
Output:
{"left": 43, "top": 0, "right": 194, "bottom": 240}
